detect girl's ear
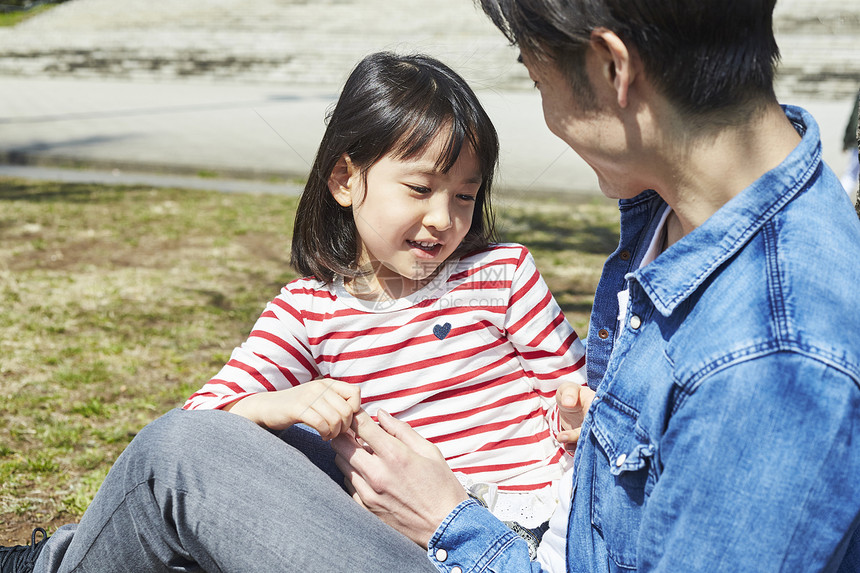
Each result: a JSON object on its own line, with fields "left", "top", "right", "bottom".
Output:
{"left": 328, "top": 154, "right": 357, "bottom": 207}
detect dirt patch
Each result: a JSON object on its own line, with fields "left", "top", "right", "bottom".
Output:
{"left": 2, "top": 515, "right": 73, "bottom": 546}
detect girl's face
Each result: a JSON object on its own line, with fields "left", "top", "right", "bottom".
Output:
{"left": 330, "top": 132, "right": 482, "bottom": 299}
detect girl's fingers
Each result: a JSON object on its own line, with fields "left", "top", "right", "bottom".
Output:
{"left": 300, "top": 390, "right": 355, "bottom": 439}
{"left": 556, "top": 382, "right": 584, "bottom": 411}
{"left": 323, "top": 379, "right": 362, "bottom": 411}
{"left": 299, "top": 409, "right": 333, "bottom": 439}
{"left": 297, "top": 380, "right": 360, "bottom": 438}
{"left": 323, "top": 391, "right": 358, "bottom": 424}
{"left": 558, "top": 428, "right": 582, "bottom": 453}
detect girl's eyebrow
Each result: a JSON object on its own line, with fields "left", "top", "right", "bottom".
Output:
{"left": 401, "top": 163, "right": 483, "bottom": 185}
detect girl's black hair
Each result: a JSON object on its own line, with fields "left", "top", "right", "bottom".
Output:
{"left": 290, "top": 51, "right": 499, "bottom": 283}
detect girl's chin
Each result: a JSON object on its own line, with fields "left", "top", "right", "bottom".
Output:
{"left": 359, "top": 257, "right": 447, "bottom": 294}
{"left": 379, "top": 268, "right": 440, "bottom": 293}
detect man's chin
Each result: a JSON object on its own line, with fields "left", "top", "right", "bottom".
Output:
{"left": 598, "top": 179, "right": 643, "bottom": 201}
{"left": 597, "top": 179, "right": 621, "bottom": 199}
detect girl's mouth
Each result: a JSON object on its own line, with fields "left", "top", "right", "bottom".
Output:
{"left": 407, "top": 240, "right": 443, "bottom": 257}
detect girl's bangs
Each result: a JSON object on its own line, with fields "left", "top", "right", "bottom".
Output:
{"left": 390, "top": 112, "right": 467, "bottom": 174}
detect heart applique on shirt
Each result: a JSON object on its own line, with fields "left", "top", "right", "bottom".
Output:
{"left": 433, "top": 322, "right": 452, "bottom": 340}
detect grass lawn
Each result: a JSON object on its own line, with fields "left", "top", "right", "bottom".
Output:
{"left": 0, "top": 177, "right": 619, "bottom": 543}
{"left": 0, "top": 4, "right": 55, "bottom": 27}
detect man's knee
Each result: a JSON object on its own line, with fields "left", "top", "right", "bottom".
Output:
{"left": 119, "top": 408, "right": 265, "bottom": 481}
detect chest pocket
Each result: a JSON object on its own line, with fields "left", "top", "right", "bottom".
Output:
{"left": 589, "top": 393, "right": 656, "bottom": 571}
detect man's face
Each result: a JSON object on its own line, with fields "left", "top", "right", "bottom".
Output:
{"left": 520, "top": 50, "right": 588, "bottom": 144}
{"left": 520, "top": 49, "right": 641, "bottom": 200}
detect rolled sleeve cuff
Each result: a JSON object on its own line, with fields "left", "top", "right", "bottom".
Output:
{"left": 427, "top": 499, "right": 533, "bottom": 573}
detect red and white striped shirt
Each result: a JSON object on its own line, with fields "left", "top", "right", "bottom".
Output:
{"left": 185, "top": 243, "right": 586, "bottom": 524}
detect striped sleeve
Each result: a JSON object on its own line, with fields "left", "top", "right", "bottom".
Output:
{"left": 183, "top": 283, "right": 319, "bottom": 410}
{"left": 504, "top": 246, "right": 587, "bottom": 440}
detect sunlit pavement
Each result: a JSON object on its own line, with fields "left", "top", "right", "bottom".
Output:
{"left": 0, "top": 0, "right": 857, "bottom": 199}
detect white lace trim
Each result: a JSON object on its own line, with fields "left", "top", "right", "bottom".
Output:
{"left": 455, "top": 474, "right": 561, "bottom": 528}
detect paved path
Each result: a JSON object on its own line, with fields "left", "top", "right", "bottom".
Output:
{"left": 0, "top": 0, "right": 857, "bottom": 197}
{"left": 1, "top": 0, "right": 857, "bottom": 96}
{"left": 0, "top": 77, "right": 602, "bottom": 196}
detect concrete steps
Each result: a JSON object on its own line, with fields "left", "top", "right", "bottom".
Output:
{"left": 0, "top": 0, "right": 857, "bottom": 98}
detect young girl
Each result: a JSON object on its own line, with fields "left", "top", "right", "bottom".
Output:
{"left": 183, "top": 52, "right": 586, "bottom": 555}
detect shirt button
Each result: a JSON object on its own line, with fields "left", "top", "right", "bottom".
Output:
{"left": 598, "top": 329, "right": 610, "bottom": 339}
{"left": 435, "top": 548, "right": 448, "bottom": 562}
{"left": 630, "top": 315, "right": 642, "bottom": 329}
{"left": 620, "top": 249, "right": 631, "bottom": 261}
{"left": 616, "top": 454, "right": 627, "bottom": 467}
{"left": 451, "top": 568, "right": 463, "bottom": 573}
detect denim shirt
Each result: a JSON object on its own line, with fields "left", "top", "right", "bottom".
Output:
{"left": 427, "top": 106, "right": 860, "bottom": 573}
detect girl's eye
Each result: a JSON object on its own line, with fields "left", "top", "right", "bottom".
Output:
{"left": 407, "top": 185, "right": 432, "bottom": 194}
{"left": 457, "top": 194, "right": 477, "bottom": 202}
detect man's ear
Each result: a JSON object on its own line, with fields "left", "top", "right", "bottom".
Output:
{"left": 328, "top": 154, "right": 357, "bottom": 207}
{"left": 589, "top": 28, "right": 635, "bottom": 108}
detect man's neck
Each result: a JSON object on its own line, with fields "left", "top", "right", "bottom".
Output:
{"left": 652, "top": 102, "right": 801, "bottom": 247}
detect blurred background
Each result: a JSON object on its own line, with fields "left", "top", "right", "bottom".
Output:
{"left": 0, "top": 0, "right": 858, "bottom": 199}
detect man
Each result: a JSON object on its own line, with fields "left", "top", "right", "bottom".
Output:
{"left": 4, "top": 1, "right": 859, "bottom": 571}
{"left": 331, "top": 0, "right": 860, "bottom": 571}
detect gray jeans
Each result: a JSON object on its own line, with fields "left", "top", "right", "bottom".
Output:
{"left": 35, "top": 408, "right": 437, "bottom": 572}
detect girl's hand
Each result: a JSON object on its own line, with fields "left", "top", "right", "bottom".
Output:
{"left": 556, "top": 382, "right": 596, "bottom": 452}
{"left": 331, "top": 409, "right": 468, "bottom": 548}
{"left": 226, "top": 378, "right": 361, "bottom": 440}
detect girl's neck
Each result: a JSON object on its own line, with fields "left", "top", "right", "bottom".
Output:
{"left": 344, "top": 267, "right": 440, "bottom": 301}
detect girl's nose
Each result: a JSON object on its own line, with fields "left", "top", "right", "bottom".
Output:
{"left": 424, "top": 200, "right": 453, "bottom": 231}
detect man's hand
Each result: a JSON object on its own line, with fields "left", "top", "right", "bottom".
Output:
{"left": 331, "top": 409, "right": 468, "bottom": 547}
{"left": 556, "top": 382, "right": 596, "bottom": 452}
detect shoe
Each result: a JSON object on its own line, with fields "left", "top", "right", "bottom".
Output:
{"left": 0, "top": 528, "right": 49, "bottom": 573}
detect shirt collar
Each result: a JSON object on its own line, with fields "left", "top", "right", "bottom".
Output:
{"left": 629, "top": 105, "right": 822, "bottom": 317}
